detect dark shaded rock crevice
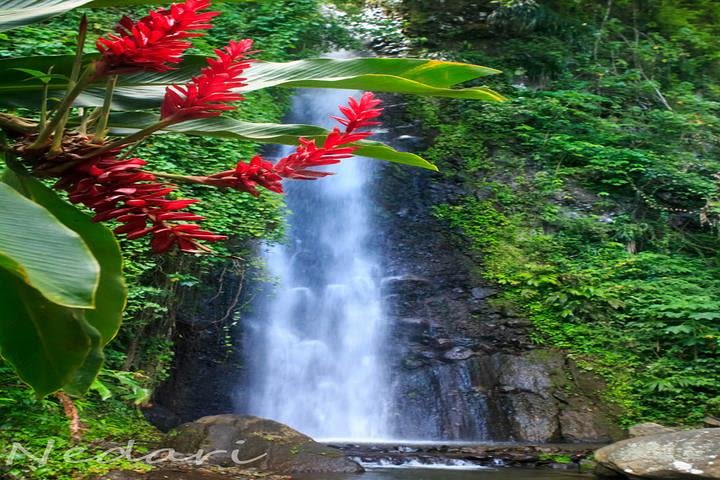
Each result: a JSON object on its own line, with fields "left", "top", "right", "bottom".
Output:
{"left": 147, "top": 263, "right": 251, "bottom": 431}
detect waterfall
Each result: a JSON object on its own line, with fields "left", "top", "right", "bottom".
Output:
{"left": 244, "top": 84, "right": 391, "bottom": 441}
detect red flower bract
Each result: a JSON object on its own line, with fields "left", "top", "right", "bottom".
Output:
{"left": 95, "top": 0, "right": 218, "bottom": 76}
{"left": 274, "top": 92, "right": 382, "bottom": 179}
{"left": 56, "top": 156, "right": 226, "bottom": 253}
{"left": 186, "top": 92, "right": 383, "bottom": 197}
{"left": 202, "top": 155, "right": 283, "bottom": 197}
{"left": 160, "top": 39, "right": 254, "bottom": 121}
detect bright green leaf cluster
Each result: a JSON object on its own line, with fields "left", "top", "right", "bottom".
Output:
{"left": 0, "top": 170, "right": 126, "bottom": 397}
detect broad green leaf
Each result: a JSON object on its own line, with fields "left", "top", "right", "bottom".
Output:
{"left": 0, "top": 0, "right": 93, "bottom": 32}
{"left": 62, "top": 317, "right": 104, "bottom": 396}
{"left": 242, "top": 58, "right": 505, "bottom": 100}
{"left": 0, "top": 181, "right": 99, "bottom": 308}
{"left": 0, "top": 55, "right": 505, "bottom": 110}
{"left": 107, "top": 112, "right": 439, "bottom": 170}
{"left": 4, "top": 170, "right": 126, "bottom": 344}
{"left": 0, "top": 268, "right": 92, "bottom": 397}
{"left": 0, "top": 0, "right": 253, "bottom": 31}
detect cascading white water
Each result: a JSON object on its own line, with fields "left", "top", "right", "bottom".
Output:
{"left": 245, "top": 82, "right": 391, "bottom": 440}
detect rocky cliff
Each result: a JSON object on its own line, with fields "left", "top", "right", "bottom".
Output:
{"left": 372, "top": 125, "right": 622, "bottom": 442}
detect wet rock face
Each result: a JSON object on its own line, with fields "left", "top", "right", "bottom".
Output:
{"left": 595, "top": 429, "right": 720, "bottom": 479}
{"left": 150, "top": 109, "right": 624, "bottom": 445}
{"left": 148, "top": 267, "right": 249, "bottom": 431}
{"left": 337, "top": 442, "right": 604, "bottom": 470}
{"left": 373, "top": 132, "right": 622, "bottom": 442}
{"left": 168, "top": 415, "right": 363, "bottom": 474}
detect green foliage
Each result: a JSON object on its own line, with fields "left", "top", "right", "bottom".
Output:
{"left": 0, "top": 363, "right": 159, "bottom": 480}
{"left": 409, "top": 0, "right": 720, "bottom": 426}
{"left": 0, "top": 171, "right": 125, "bottom": 397}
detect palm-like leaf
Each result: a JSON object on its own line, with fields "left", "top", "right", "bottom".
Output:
{"left": 0, "top": 0, "right": 94, "bottom": 31}
{"left": 0, "top": 55, "right": 505, "bottom": 109}
{"left": 107, "top": 112, "right": 438, "bottom": 170}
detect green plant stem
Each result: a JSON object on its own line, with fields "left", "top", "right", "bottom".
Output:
{"left": 92, "top": 75, "right": 118, "bottom": 144}
{"left": 40, "top": 71, "right": 52, "bottom": 128}
{"left": 79, "top": 108, "right": 103, "bottom": 136}
{"left": 80, "top": 120, "right": 174, "bottom": 159}
{"left": 31, "top": 15, "right": 90, "bottom": 151}
{"left": 150, "top": 171, "right": 206, "bottom": 184}
{"left": 49, "top": 116, "right": 67, "bottom": 154}
{"left": 30, "top": 67, "right": 95, "bottom": 150}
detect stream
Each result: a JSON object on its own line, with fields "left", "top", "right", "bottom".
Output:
{"left": 297, "top": 468, "right": 590, "bottom": 480}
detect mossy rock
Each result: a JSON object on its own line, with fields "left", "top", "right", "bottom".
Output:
{"left": 595, "top": 429, "right": 720, "bottom": 479}
{"left": 166, "top": 415, "right": 363, "bottom": 474}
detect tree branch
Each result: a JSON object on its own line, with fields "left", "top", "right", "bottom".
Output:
{"left": 55, "top": 392, "right": 86, "bottom": 442}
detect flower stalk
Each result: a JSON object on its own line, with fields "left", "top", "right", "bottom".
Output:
{"left": 92, "top": 75, "right": 119, "bottom": 143}
{"left": 81, "top": 119, "right": 175, "bottom": 159}
{"left": 45, "top": 15, "right": 90, "bottom": 154}
{"left": 30, "top": 63, "right": 95, "bottom": 150}
{"left": 39, "top": 67, "right": 54, "bottom": 128}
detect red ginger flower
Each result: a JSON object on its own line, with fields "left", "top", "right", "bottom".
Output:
{"left": 56, "top": 156, "right": 226, "bottom": 253}
{"left": 188, "top": 92, "right": 383, "bottom": 196}
{"left": 274, "top": 92, "right": 382, "bottom": 180}
{"left": 96, "top": 0, "right": 218, "bottom": 76}
{"left": 161, "top": 39, "right": 254, "bottom": 121}
{"left": 200, "top": 155, "right": 283, "bottom": 197}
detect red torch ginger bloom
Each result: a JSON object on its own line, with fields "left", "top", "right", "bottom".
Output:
{"left": 274, "top": 92, "right": 383, "bottom": 179}
{"left": 187, "top": 92, "right": 384, "bottom": 197}
{"left": 202, "top": 155, "right": 284, "bottom": 196}
{"left": 95, "top": 0, "right": 218, "bottom": 76}
{"left": 161, "top": 39, "right": 254, "bottom": 121}
{"left": 57, "top": 155, "right": 226, "bottom": 253}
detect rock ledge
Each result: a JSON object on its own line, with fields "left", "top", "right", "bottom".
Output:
{"left": 595, "top": 428, "right": 720, "bottom": 479}
{"left": 167, "top": 414, "right": 362, "bottom": 474}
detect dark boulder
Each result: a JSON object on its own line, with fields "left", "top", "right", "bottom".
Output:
{"left": 167, "top": 414, "right": 362, "bottom": 474}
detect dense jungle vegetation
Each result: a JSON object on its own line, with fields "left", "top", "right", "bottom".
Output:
{"left": 0, "top": 2, "right": 352, "bottom": 477}
{"left": 1, "top": 0, "right": 719, "bottom": 478}
{"left": 392, "top": 0, "right": 720, "bottom": 426}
